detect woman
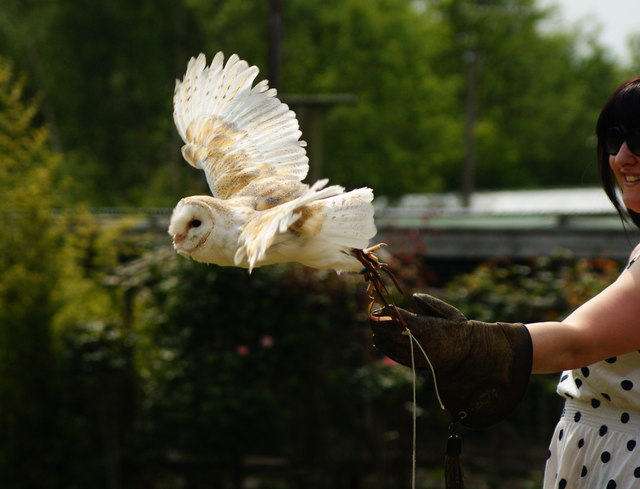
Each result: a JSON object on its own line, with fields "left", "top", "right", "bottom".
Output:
{"left": 371, "top": 76, "right": 640, "bottom": 489}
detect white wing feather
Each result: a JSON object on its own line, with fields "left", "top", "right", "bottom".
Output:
{"left": 171, "top": 52, "right": 378, "bottom": 273}
{"left": 173, "top": 52, "right": 309, "bottom": 198}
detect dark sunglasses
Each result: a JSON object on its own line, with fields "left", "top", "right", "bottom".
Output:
{"left": 605, "top": 126, "right": 640, "bottom": 156}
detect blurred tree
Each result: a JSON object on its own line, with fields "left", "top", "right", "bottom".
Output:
{"left": 185, "top": 0, "right": 269, "bottom": 62}
{"left": 0, "top": 55, "right": 133, "bottom": 489}
{"left": 131, "top": 255, "right": 418, "bottom": 487}
{"left": 433, "top": 0, "right": 622, "bottom": 192}
{"left": 0, "top": 0, "right": 629, "bottom": 201}
{"left": 0, "top": 0, "right": 61, "bottom": 149}
{"left": 0, "top": 56, "right": 63, "bottom": 487}
{"left": 0, "top": 0, "right": 207, "bottom": 205}
{"left": 281, "top": 0, "right": 463, "bottom": 196}
{"left": 442, "top": 252, "right": 621, "bottom": 323}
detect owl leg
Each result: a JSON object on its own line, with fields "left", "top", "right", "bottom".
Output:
{"left": 353, "top": 247, "right": 406, "bottom": 330}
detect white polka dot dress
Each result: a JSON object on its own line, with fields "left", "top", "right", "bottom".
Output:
{"left": 544, "top": 252, "right": 640, "bottom": 488}
{"left": 544, "top": 353, "right": 640, "bottom": 488}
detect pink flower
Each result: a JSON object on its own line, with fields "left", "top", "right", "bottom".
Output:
{"left": 260, "top": 335, "right": 274, "bottom": 349}
{"left": 381, "top": 356, "right": 396, "bottom": 366}
{"left": 235, "top": 345, "right": 250, "bottom": 356}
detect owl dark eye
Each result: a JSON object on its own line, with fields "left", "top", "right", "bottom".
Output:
{"left": 190, "top": 219, "right": 202, "bottom": 228}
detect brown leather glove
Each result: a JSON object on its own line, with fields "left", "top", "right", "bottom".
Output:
{"left": 371, "top": 293, "right": 532, "bottom": 429}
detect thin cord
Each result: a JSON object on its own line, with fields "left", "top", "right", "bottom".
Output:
{"left": 406, "top": 327, "right": 447, "bottom": 489}
{"left": 403, "top": 329, "right": 446, "bottom": 411}
{"left": 409, "top": 331, "right": 417, "bottom": 489}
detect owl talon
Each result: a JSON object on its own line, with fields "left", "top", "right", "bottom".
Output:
{"left": 354, "top": 247, "right": 407, "bottom": 330}
{"left": 363, "top": 243, "right": 387, "bottom": 255}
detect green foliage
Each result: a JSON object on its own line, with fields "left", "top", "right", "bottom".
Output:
{"left": 433, "top": 0, "right": 622, "bottom": 190}
{"left": 0, "top": 0, "right": 630, "bottom": 204}
{"left": 30, "top": 244, "right": 621, "bottom": 488}
{"left": 0, "top": 56, "right": 65, "bottom": 487}
{"left": 0, "top": 56, "right": 138, "bottom": 488}
{"left": 1, "top": 0, "right": 208, "bottom": 205}
{"left": 283, "top": 0, "right": 462, "bottom": 195}
{"left": 134, "top": 256, "right": 415, "bottom": 472}
{"left": 53, "top": 319, "right": 136, "bottom": 489}
{"left": 24, "top": 247, "right": 419, "bottom": 488}
{"left": 441, "top": 251, "right": 621, "bottom": 323}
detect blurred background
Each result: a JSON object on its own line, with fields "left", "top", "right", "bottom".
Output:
{"left": 1, "top": 0, "right": 639, "bottom": 487}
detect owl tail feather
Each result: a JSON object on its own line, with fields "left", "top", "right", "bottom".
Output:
{"left": 318, "top": 187, "right": 377, "bottom": 250}
{"left": 283, "top": 186, "right": 378, "bottom": 273}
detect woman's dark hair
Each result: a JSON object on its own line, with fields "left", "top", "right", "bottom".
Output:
{"left": 595, "top": 76, "right": 640, "bottom": 229}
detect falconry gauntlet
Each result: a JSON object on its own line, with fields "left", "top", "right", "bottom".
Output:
{"left": 371, "top": 293, "right": 532, "bottom": 429}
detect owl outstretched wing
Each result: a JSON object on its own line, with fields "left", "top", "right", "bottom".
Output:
{"left": 173, "top": 52, "right": 309, "bottom": 204}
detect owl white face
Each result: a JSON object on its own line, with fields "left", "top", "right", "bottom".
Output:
{"left": 168, "top": 199, "right": 214, "bottom": 256}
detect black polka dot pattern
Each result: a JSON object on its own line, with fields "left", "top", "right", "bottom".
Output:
{"left": 544, "top": 416, "right": 640, "bottom": 487}
{"left": 557, "top": 349, "right": 640, "bottom": 410}
{"left": 545, "top": 352, "right": 640, "bottom": 488}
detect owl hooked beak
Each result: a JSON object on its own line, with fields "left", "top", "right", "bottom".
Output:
{"left": 172, "top": 233, "right": 186, "bottom": 245}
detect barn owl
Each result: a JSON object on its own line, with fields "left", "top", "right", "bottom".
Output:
{"left": 168, "top": 52, "right": 377, "bottom": 273}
